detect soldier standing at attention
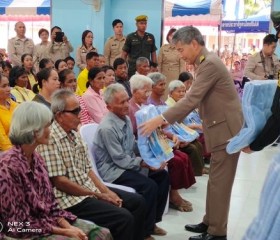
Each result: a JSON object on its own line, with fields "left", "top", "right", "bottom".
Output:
{"left": 122, "top": 15, "right": 157, "bottom": 79}
{"left": 8, "top": 22, "right": 35, "bottom": 66}
{"left": 104, "top": 19, "right": 126, "bottom": 66}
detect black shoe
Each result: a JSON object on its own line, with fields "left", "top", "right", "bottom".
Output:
{"left": 189, "top": 233, "right": 227, "bottom": 240}
{"left": 185, "top": 222, "right": 208, "bottom": 233}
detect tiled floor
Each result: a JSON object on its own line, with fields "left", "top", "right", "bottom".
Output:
{"left": 155, "top": 146, "right": 280, "bottom": 240}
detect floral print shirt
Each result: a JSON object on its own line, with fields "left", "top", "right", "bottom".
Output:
{"left": 0, "top": 145, "right": 76, "bottom": 239}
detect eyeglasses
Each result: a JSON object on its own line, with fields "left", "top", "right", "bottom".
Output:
{"left": 62, "top": 106, "right": 81, "bottom": 115}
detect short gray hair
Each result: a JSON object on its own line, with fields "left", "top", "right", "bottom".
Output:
{"left": 9, "top": 102, "right": 53, "bottom": 145}
{"left": 147, "top": 72, "right": 166, "bottom": 85}
{"left": 172, "top": 26, "right": 205, "bottom": 46}
{"left": 103, "top": 83, "right": 126, "bottom": 104}
{"left": 136, "top": 57, "right": 149, "bottom": 67}
{"left": 168, "top": 80, "right": 186, "bottom": 93}
{"left": 130, "top": 74, "right": 153, "bottom": 92}
{"left": 51, "top": 89, "right": 75, "bottom": 114}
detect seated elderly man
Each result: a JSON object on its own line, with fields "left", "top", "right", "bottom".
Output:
{"left": 135, "top": 57, "right": 150, "bottom": 76}
{"left": 37, "top": 89, "right": 146, "bottom": 240}
{"left": 93, "top": 83, "right": 169, "bottom": 240}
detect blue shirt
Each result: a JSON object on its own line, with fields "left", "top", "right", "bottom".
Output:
{"left": 93, "top": 112, "right": 143, "bottom": 183}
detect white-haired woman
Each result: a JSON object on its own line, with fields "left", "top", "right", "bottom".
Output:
{"left": 130, "top": 74, "right": 195, "bottom": 212}
{"left": 0, "top": 101, "right": 112, "bottom": 240}
{"left": 166, "top": 80, "right": 208, "bottom": 176}
{"left": 129, "top": 74, "right": 153, "bottom": 136}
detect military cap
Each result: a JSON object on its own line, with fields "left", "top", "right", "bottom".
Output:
{"left": 271, "top": 11, "right": 280, "bottom": 23}
{"left": 135, "top": 15, "right": 148, "bottom": 22}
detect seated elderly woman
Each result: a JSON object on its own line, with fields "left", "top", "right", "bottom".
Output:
{"left": 165, "top": 80, "right": 208, "bottom": 176}
{"left": 129, "top": 74, "right": 195, "bottom": 212}
{"left": 0, "top": 101, "right": 112, "bottom": 239}
{"left": 9, "top": 66, "right": 36, "bottom": 103}
{"left": 0, "top": 74, "right": 17, "bottom": 152}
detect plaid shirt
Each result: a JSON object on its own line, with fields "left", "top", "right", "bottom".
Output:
{"left": 37, "top": 120, "right": 100, "bottom": 209}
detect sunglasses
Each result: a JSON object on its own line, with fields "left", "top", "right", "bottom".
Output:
{"left": 62, "top": 106, "right": 81, "bottom": 115}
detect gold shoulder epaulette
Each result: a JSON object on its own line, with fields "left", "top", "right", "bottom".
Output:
{"left": 200, "top": 55, "right": 205, "bottom": 63}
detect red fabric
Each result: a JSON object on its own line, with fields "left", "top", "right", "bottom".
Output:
{"left": 167, "top": 150, "right": 196, "bottom": 190}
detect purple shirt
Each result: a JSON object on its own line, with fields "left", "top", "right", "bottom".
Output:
{"left": 0, "top": 145, "right": 76, "bottom": 239}
{"left": 128, "top": 98, "right": 141, "bottom": 136}
{"left": 147, "top": 95, "right": 166, "bottom": 106}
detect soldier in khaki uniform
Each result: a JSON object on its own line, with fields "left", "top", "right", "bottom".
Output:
{"left": 122, "top": 15, "right": 157, "bottom": 79}
{"left": 158, "top": 28, "right": 185, "bottom": 99}
{"left": 49, "top": 26, "right": 73, "bottom": 64}
{"left": 76, "top": 30, "right": 98, "bottom": 71}
{"left": 244, "top": 34, "right": 280, "bottom": 80}
{"left": 104, "top": 19, "right": 126, "bottom": 66}
{"left": 7, "top": 22, "right": 35, "bottom": 66}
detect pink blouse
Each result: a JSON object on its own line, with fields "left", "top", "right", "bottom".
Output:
{"left": 76, "top": 94, "right": 95, "bottom": 125}
{"left": 82, "top": 87, "right": 109, "bottom": 124}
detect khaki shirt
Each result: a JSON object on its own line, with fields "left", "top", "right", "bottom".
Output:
{"left": 104, "top": 35, "right": 126, "bottom": 66}
{"left": 49, "top": 41, "right": 73, "bottom": 63}
{"left": 244, "top": 52, "right": 280, "bottom": 80}
{"left": 158, "top": 43, "right": 185, "bottom": 81}
{"left": 163, "top": 48, "right": 243, "bottom": 152}
{"left": 7, "top": 37, "right": 35, "bottom": 66}
{"left": 33, "top": 42, "right": 51, "bottom": 70}
{"left": 76, "top": 45, "right": 98, "bottom": 71}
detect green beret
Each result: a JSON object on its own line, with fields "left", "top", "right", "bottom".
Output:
{"left": 271, "top": 11, "right": 280, "bottom": 23}
{"left": 135, "top": 15, "right": 148, "bottom": 22}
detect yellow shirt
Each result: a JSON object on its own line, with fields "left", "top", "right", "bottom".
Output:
{"left": 11, "top": 86, "right": 36, "bottom": 103}
{"left": 76, "top": 68, "right": 89, "bottom": 96}
{"left": 0, "top": 100, "right": 18, "bottom": 151}
{"left": 28, "top": 73, "right": 37, "bottom": 89}
{"left": 165, "top": 96, "right": 176, "bottom": 106}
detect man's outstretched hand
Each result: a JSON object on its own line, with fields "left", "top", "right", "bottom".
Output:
{"left": 138, "top": 115, "right": 167, "bottom": 136}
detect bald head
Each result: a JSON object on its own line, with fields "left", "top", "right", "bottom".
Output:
{"left": 15, "top": 22, "right": 26, "bottom": 38}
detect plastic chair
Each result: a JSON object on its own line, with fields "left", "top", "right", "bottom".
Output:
{"left": 80, "top": 123, "right": 136, "bottom": 193}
